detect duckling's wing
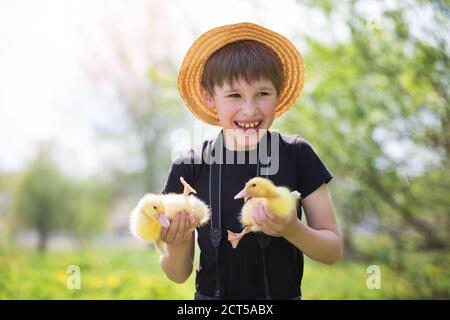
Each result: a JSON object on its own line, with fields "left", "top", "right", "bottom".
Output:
{"left": 269, "top": 187, "right": 297, "bottom": 219}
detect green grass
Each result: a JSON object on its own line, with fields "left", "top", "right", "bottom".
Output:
{"left": 302, "top": 258, "right": 411, "bottom": 299}
{"left": 0, "top": 247, "right": 447, "bottom": 299}
{"left": 0, "top": 246, "right": 195, "bottom": 300}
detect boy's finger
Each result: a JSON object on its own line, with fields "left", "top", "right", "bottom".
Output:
{"left": 166, "top": 212, "right": 181, "bottom": 242}
{"left": 188, "top": 229, "right": 194, "bottom": 240}
{"left": 257, "top": 210, "right": 276, "bottom": 235}
{"left": 262, "top": 208, "right": 284, "bottom": 226}
{"left": 188, "top": 213, "right": 196, "bottom": 228}
{"left": 160, "top": 226, "right": 168, "bottom": 240}
{"left": 183, "top": 217, "right": 194, "bottom": 242}
{"left": 253, "top": 205, "right": 264, "bottom": 226}
{"left": 174, "top": 212, "right": 187, "bottom": 242}
{"left": 258, "top": 203, "right": 281, "bottom": 224}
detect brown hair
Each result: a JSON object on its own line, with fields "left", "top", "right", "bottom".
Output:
{"left": 200, "top": 40, "right": 284, "bottom": 96}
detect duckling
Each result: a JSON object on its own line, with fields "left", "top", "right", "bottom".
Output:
{"left": 129, "top": 177, "right": 210, "bottom": 255}
{"left": 228, "top": 177, "right": 301, "bottom": 249}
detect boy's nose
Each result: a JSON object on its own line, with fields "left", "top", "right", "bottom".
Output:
{"left": 241, "top": 100, "right": 258, "bottom": 116}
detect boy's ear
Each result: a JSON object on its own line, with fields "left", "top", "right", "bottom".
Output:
{"left": 199, "top": 86, "right": 215, "bottom": 110}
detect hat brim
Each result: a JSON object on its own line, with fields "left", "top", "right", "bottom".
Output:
{"left": 178, "top": 22, "right": 305, "bottom": 126}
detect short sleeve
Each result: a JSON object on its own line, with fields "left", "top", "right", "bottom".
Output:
{"left": 160, "top": 150, "right": 195, "bottom": 195}
{"left": 296, "top": 137, "right": 333, "bottom": 198}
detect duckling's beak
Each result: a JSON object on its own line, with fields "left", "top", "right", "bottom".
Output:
{"left": 157, "top": 213, "right": 170, "bottom": 228}
{"left": 234, "top": 188, "right": 250, "bottom": 200}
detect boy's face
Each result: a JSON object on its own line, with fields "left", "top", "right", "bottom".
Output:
{"left": 200, "top": 77, "right": 278, "bottom": 150}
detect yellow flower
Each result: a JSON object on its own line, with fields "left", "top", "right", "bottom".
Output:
{"left": 140, "top": 276, "right": 153, "bottom": 288}
{"left": 86, "top": 276, "right": 103, "bottom": 289}
{"left": 155, "top": 284, "right": 167, "bottom": 296}
{"left": 56, "top": 271, "right": 67, "bottom": 285}
{"left": 106, "top": 274, "right": 121, "bottom": 288}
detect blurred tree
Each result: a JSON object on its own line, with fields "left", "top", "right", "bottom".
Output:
{"left": 12, "top": 151, "right": 72, "bottom": 252}
{"left": 283, "top": 0, "right": 449, "bottom": 261}
{"left": 67, "top": 179, "right": 113, "bottom": 247}
{"left": 0, "top": 172, "right": 15, "bottom": 252}
{"left": 12, "top": 149, "right": 114, "bottom": 252}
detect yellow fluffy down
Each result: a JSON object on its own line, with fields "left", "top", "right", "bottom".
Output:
{"left": 267, "top": 187, "right": 300, "bottom": 219}
{"left": 239, "top": 198, "right": 268, "bottom": 232}
{"left": 130, "top": 211, "right": 161, "bottom": 241}
{"left": 239, "top": 190, "right": 300, "bottom": 231}
{"left": 229, "top": 177, "right": 301, "bottom": 249}
{"left": 129, "top": 192, "right": 210, "bottom": 256}
{"left": 129, "top": 194, "right": 163, "bottom": 242}
{"left": 162, "top": 193, "right": 210, "bottom": 226}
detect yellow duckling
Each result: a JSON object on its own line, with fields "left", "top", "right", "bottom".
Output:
{"left": 161, "top": 177, "right": 211, "bottom": 227}
{"left": 129, "top": 177, "right": 210, "bottom": 255}
{"left": 228, "top": 177, "right": 301, "bottom": 249}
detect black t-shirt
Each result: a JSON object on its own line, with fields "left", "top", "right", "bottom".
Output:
{"left": 161, "top": 130, "right": 333, "bottom": 299}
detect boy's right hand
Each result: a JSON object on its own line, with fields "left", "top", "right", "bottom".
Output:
{"left": 160, "top": 210, "right": 196, "bottom": 245}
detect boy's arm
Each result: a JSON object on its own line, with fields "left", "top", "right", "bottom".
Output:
{"left": 283, "top": 184, "right": 342, "bottom": 264}
{"left": 253, "top": 184, "right": 342, "bottom": 264}
{"left": 159, "top": 211, "right": 195, "bottom": 283}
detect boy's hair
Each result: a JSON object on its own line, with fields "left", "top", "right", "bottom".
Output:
{"left": 200, "top": 40, "right": 284, "bottom": 96}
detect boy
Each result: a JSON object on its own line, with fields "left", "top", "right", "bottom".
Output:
{"left": 160, "top": 22, "right": 341, "bottom": 300}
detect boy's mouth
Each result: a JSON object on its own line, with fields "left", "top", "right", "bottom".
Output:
{"left": 233, "top": 120, "right": 262, "bottom": 133}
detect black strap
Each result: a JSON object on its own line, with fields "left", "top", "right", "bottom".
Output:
{"left": 257, "top": 234, "right": 271, "bottom": 299}
{"left": 256, "top": 131, "right": 272, "bottom": 300}
{"left": 208, "top": 130, "right": 223, "bottom": 299}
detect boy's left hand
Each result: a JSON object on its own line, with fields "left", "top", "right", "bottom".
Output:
{"left": 252, "top": 202, "right": 298, "bottom": 237}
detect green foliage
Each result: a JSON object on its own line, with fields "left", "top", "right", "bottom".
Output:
{"left": 279, "top": 0, "right": 449, "bottom": 252}
{"left": 276, "top": 0, "right": 450, "bottom": 298}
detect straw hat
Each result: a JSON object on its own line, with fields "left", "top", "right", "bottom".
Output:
{"left": 177, "top": 22, "right": 305, "bottom": 126}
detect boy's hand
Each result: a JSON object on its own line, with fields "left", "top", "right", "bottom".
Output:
{"left": 160, "top": 210, "right": 196, "bottom": 245}
{"left": 252, "top": 202, "right": 298, "bottom": 237}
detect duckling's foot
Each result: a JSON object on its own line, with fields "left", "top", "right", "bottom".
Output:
{"left": 180, "top": 177, "right": 197, "bottom": 197}
{"left": 227, "top": 226, "right": 251, "bottom": 249}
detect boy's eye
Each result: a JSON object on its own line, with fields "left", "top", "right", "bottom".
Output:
{"left": 226, "top": 94, "right": 241, "bottom": 98}
{"left": 257, "top": 92, "right": 269, "bottom": 97}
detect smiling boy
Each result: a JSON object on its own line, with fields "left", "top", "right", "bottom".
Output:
{"left": 159, "top": 22, "right": 341, "bottom": 300}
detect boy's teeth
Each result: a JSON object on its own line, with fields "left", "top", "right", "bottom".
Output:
{"left": 236, "top": 121, "right": 260, "bottom": 128}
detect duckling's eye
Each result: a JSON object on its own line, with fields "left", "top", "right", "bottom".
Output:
{"left": 252, "top": 183, "right": 256, "bottom": 187}
{"left": 153, "top": 205, "right": 157, "bottom": 210}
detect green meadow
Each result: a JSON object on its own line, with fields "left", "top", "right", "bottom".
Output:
{"left": 2, "top": 247, "right": 444, "bottom": 300}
